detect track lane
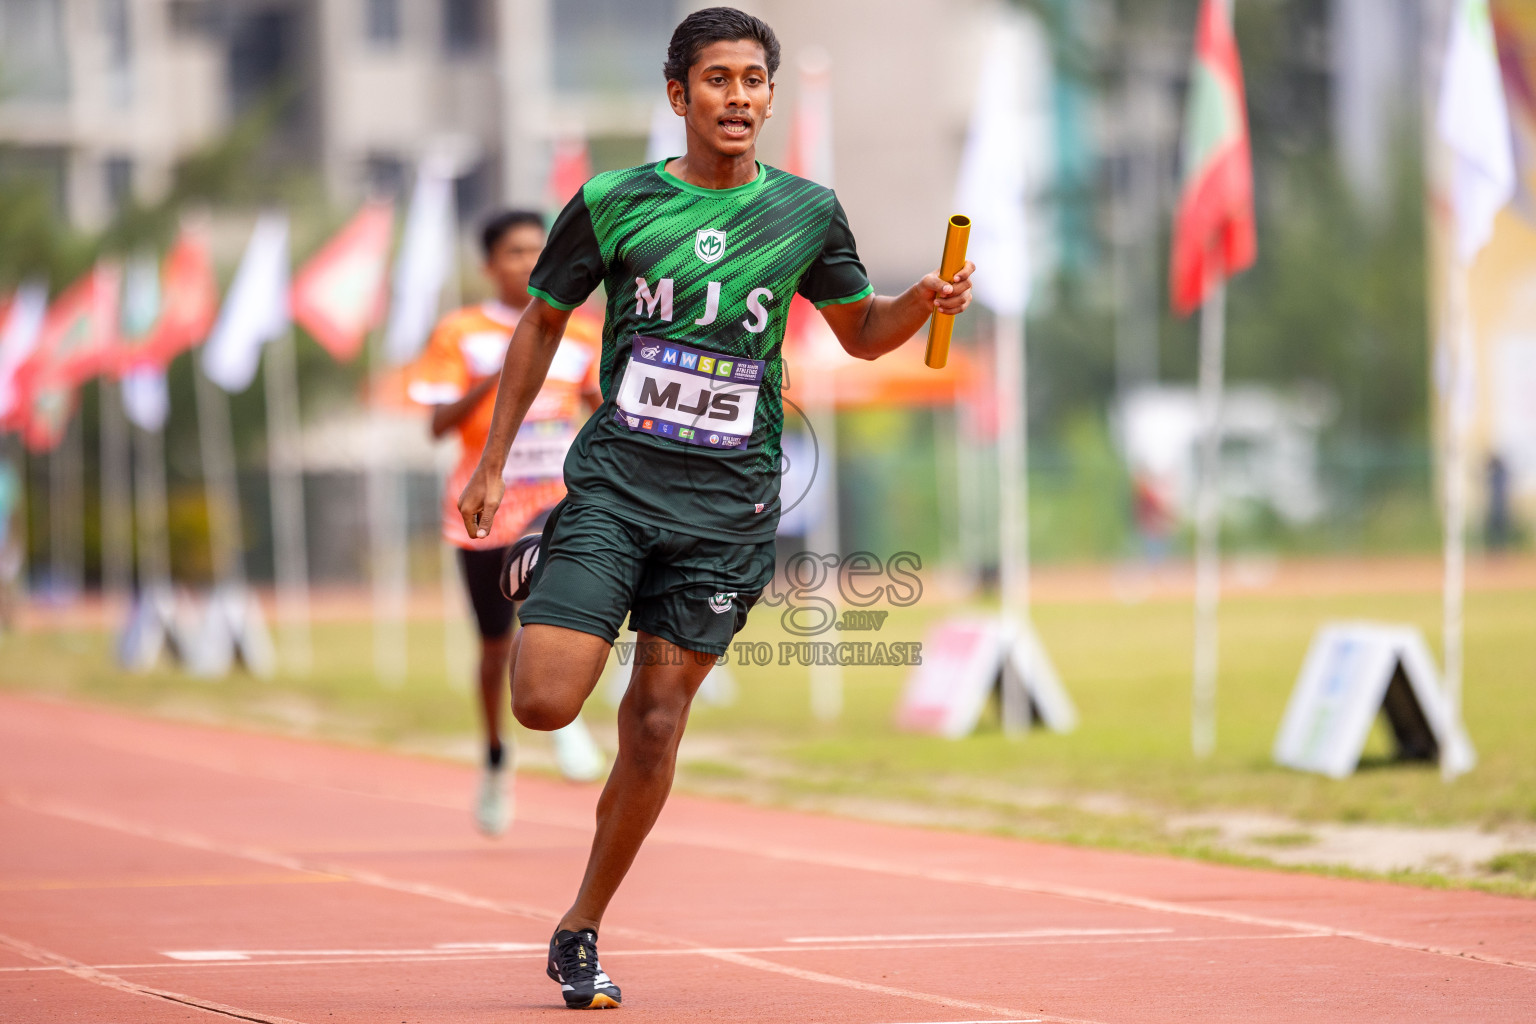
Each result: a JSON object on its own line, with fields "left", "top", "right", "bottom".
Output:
{"left": 2, "top": 694, "right": 1533, "bottom": 1022}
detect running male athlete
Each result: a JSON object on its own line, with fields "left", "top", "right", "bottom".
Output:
{"left": 456, "top": 7, "right": 974, "bottom": 1009}
{"left": 408, "top": 210, "right": 606, "bottom": 836}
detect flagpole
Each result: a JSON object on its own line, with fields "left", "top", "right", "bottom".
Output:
{"left": 933, "top": 405, "right": 957, "bottom": 569}
{"left": 367, "top": 325, "right": 408, "bottom": 687}
{"left": 98, "top": 380, "right": 134, "bottom": 606}
{"left": 954, "top": 373, "right": 980, "bottom": 591}
{"left": 996, "top": 313, "right": 1028, "bottom": 623}
{"left": 807, "top": 358, "right": 842, "bottom": 722}
{"left": 1191, "top": 268, "right": 1227, "bottom": 760}
{"left": 996, "top": 311, "right": 1034, "bottom": 735}
{"left": 51, "top": 418, "right": 85, "bottom": 601}
{"left": 439, "top": 266, "right": 470, "bottom": 690}
{"left": 131, "top": 415, "right": 170, "bottom": 591}
{"left": 263, "top": 328, "right": 312, "bottom": 674}
{"left": 1441, "top": 261, "right": 1472, "bottom": 768}
{"left": 192, "top": 362, "right": 245, "bottom": 589}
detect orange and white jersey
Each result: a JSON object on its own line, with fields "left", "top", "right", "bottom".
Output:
{"left": 408, "top": 301, "right": 601, "bottom": 549}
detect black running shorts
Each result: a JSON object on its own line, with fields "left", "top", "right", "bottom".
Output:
{"left": 517, "top": 500, "right": 774, "bottom": 657}
{"left": 457, "top": 545, "right": 516, "bottom": 639}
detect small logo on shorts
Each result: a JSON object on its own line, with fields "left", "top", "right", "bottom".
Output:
{"left": 708, "top": 592, "right": 737, "bottom": 614}
{"left": 754, "top": 503, "right": 765, "bottom": 513}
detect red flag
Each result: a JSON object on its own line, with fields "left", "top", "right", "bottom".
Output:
{"left": 1169, "top": 0, "right": 1256, "bottom": 316}
{"left": 118, "top": 225, "right": 219, "bottom": 374}
{"left": 20, "top": 264, "right": 121, "bottom": 390}
{"left": 7, "top": 265, "right": 119, "bottom": 448}
{"left": 291, "top": 202, "right": 394, "bottom": 362}
{"left": 17, "top": 377, "right": 77, "bottom": 453}
{"left": 546, "top": 135, "right": 592, "bottom": 212}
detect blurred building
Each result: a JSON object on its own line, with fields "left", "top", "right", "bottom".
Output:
{"left": 0, "top": 0, "right": 226, "bottom": 227}
{"left": 0, "top": 0, "right": 508, "bottom": 226}
{"left": 0, "top": 0, "right": 1069, "bottom": 288}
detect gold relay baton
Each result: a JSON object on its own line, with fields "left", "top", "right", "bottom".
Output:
{"left": 924, "top": 214, "right": 972, "bottom": 369}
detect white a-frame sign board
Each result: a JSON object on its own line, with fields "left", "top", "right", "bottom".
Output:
{"left": 186, "top": 584, "right": 277, "bottom": 679}
{"left": 1273, "top": 623, "right": 1475, "bottom": 779}
{"left": 116, "top": 583, "right": 186, "bottom": 672}
{"left": 898, "top": 617, "right": 1076, "bottom": 738}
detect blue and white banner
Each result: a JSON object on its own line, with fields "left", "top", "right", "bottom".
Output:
{"left": 614, "top": 336, "right": 764, "bottom": 450}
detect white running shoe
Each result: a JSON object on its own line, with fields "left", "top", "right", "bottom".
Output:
{"left": 475, "top": 764, "right": 512, "bottom": 836}
{"left": 552, "top": 718, "right": 605, "bottom": 783}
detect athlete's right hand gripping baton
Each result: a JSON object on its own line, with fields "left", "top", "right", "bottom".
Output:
{"left": 924, "top": 214, "right": 972, "bottom": 369}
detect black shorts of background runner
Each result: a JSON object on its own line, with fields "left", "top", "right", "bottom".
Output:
{"left": 457, "top": 509, "right": 554, "bottom": 638}
{"left": 518, "top": 499, "right": 775, "bottom": 657}
{"left": 457, "top": 546, "right": 517, "bottom": 639}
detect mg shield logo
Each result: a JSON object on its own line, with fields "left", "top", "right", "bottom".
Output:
{"left": 708, "top": 592, "right": 737, "bottom": 614}
{"left": 694, "top": 229, "right": 726, "bottom": 264}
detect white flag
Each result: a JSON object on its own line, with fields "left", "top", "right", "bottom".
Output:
{"left": 0, "top": 279, "right": 46, "bottom": 422}
{"left": 203, "top": 213, "right": 291, "bottom": 393}
{"left": 1437, "top": 0, "right": 1514, "bottom": 265}
{"left": 955, "top": 31, "right": 1031, "bottom": 317}
{"left": 646, "top": 98, "right": 687, "bottom": 164}
{"left": 385, "top": 156, "right": 457, "bottom": 365}
{"left": 121, "top": 366, "right": 170, "bottom": 432}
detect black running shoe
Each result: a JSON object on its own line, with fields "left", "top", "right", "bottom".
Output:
{"left": 547, "top": 928, "right": 621, "bottom": 1009}
{"left": 499, "top": 532, "right": 542, "bottom": 603}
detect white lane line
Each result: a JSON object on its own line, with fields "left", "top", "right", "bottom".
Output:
{"left": 162, "top": 942, "right": 545, "bottom": 961}
{"left": 0, "top": 930, "right": 310, "bottom": 1024}
{"left": 3, "top": 792, "right": 1112, "bottom": 1024}
{"left": 3, "top": 791, "right": 571, "bottom": 930}
{"left": 787, "top": 928, "right": 1172, "bottom": 943}
{"left": 0, "top": 931, "right": 1327, "bottom": 974}
{"left": 638, "top": 826, "right": 1536, "bottom": 974}
{"left": 697, "top": 947, "right": 1106, "bottom": 1024}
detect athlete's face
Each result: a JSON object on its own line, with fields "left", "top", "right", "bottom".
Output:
{"left": 484, "top": 223, "right": 545, "bottom": 306}
{"left": 669, "top": 39, "right": 774, "bottom": 159}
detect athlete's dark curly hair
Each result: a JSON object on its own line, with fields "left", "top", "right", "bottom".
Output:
{"left": 663, "top": 7, "right": 781, "bottom": 99}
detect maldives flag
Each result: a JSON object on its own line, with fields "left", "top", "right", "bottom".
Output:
{"left": 18, "top": 378, "right": 77, "bottom": 452}
{"left": 291, "top": 201, "right": 394, "bottom": 362}
{"left": 117, "top": 225, "right": 219, "bottom": 374}
{"left": 22, "top": 264, "right": 122, "bottom": 389}
{"left": 1169, "top": 0, "right": 1256, "bottom": 316}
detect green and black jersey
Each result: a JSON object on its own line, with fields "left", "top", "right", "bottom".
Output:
{"left": 528, "top": 159, "right": 872, "bottom": 542}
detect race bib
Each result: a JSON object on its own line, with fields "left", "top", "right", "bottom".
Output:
{"left": 502, "top": 418, "right": 577, "bottom": 483}
{"left": 614, "top": 336, "right": 764, "bottom": 450}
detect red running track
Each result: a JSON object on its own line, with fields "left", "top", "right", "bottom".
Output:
{"left": 0, "top": 694, "right": 1532, "bottom": 1023}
